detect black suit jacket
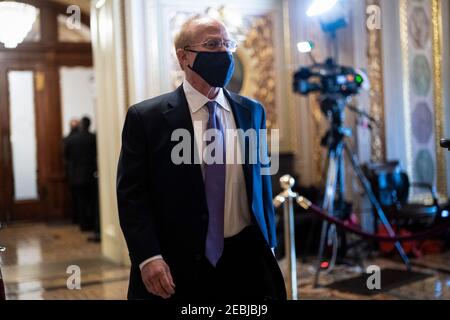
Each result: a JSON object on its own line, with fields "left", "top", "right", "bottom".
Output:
{"left": 116, "top": 86, "right": 284, "bottom": 299}
{"left": 64, "top": 130, "right": 97, "bottom": 187}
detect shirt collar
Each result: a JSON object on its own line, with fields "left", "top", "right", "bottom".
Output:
{"left": 183, "top": 80, "right": 230, "bottom": 114}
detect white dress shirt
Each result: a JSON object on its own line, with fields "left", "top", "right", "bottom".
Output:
{"left": 139, "top": 80, "right": 252, "bottom": 270}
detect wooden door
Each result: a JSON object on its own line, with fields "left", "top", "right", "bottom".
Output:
{"left": 0, "top": 63, "right": 48, "bottom": 221}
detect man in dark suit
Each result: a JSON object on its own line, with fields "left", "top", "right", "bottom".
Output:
{"left": 64, "top": 117, "right": 98, "bottom": 232}
{"left": 117, "top": 16, "right": 286, "bottom": 301}
{"left": 63, "top": 119, "right": 80, "bottom": 224}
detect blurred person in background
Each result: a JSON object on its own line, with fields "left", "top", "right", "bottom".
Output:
{"left": 64, "top": 117, "right": 99, "bottom": 236}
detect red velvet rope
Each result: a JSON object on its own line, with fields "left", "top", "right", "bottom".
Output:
{"left": 306, "top": 202, "right": 450, "bottom": 242}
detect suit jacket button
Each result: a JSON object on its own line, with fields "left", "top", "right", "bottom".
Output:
{"left": 202, "top": 214, "right": 208, "bottom": 221}
{"left": 194, "top": 254, "right": 202, "bottom": 261}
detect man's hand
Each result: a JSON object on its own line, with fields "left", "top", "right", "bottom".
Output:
{"left": 141, "top": 259, "right": 176, "bottom": 299}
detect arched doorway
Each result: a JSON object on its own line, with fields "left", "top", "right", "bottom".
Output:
{"left": 0, "top": 0, "right": 93, "bottom": 222}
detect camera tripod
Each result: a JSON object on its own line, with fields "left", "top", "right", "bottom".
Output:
{"left": 313, "top": 97, "right": 411, "bottom": 288}
{"left": 0, "top": 223, "right": 5, "bottom": 300}
{"left": 441, "top": 138, "right": 450, "bottom": 151}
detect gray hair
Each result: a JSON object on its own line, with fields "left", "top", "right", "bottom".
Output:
{"left": 174, "top": 15, "right": 226, "bottom": 50}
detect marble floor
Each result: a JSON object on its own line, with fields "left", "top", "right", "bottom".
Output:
{"left": 0, "top": 223, "right": 130, "bottom": 300}
{"left": 0, "top": 223, "right": 449, "bottom": 300}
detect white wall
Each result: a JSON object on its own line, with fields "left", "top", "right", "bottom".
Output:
{"left": 60, "top": 67, "right": 97, "bottom": 136}
{"left": 381, "top": 0, "right": 408, "bottom": 170}
{"left": 91, "top": 0, "right": 129, "bottom": 265}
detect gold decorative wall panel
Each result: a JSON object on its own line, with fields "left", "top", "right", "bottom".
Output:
{"left": 399, "top": 0, "right": 447, "bottom": 196}
{"left": 431, "top": 0, "right": 448, "bottom": 196}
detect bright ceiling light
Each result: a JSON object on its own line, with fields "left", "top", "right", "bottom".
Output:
{"left": 306, "top": 0, "right": 338, "bottom": 17}
{"left": 95, "top": 0, "right": 106, "bottom": 9}
{"left": 297, "top": 41, "right": 314, "bottom": 53}
{"left": 0, "top": 2, "right": 38, "bottom": 49}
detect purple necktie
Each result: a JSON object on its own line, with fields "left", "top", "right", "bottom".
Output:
{"left": 204, "top": 101, "right": 226, "bottom": 267}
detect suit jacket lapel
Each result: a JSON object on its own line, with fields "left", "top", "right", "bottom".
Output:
{"left": 164, "top": 85, "right": 194, "bottom": 137}
{"left": 164, "top": 85, "right": 208, "bottom": 212}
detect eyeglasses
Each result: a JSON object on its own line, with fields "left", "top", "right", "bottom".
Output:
{"left": 184, "top": 39, "right": 238, "bottom": 53}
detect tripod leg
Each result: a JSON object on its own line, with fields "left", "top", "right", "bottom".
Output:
{"left": 305, "top": 153, "right": 332, "bottom": 259}
{"left": 343, "top": 144, "right": 411, "bottom": 270}
{"left": 314, "top": 218, "right": 329, "bottom": 287}
{"left": 314, "top": 150, "right": 340, "bottom": 287}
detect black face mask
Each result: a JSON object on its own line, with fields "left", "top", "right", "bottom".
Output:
{"left": 187, "top": 50, "right": 235, "bottom": 88}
